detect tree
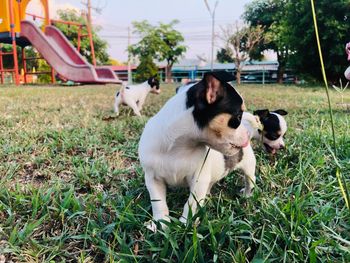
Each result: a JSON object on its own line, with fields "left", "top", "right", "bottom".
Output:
{"left": 129, "top": 20, "right": 187, "bottom": 83}
{"left": 284, "top": 0, "right": 350, "bottom": 82}
{"left": 216, "top": 48, "right": 234, "bottom": 63}
{"left": 245, "top": 0, "right": 350, "bottom": 83}
{"left": 54, "top": 9, "right": 109, "bottom": 65}
{"left": 1, "top": 46, "right": 38, "bottom": 72}
{"left": 243, "top": 0, "right": 290, "bottom": 84}
{"left": 220, "top": 22, "right": 265, "bottom": 84}
{"left": 157, "top": 21, "right": 187, "bottom": 83}
{"left": 107, "top": 58, "right": 124, "bottom": 66}
{"left": 134, "top": 56, "right": 158, "bottom": 83}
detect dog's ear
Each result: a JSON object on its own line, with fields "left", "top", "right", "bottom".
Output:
{"left": 253, "top": 109, "right": 270, "bottom": 120}
{"left": 209, "top": 71, "right": 235, "bottom": 82}
{"left": 242, "top": 101, "right": 246, "bottom": 111}
{"left": 204, "top": 74, "right": 224, "bottom": 104}
{"left": 273, "top": 109, "right": 288, "bottom": 116}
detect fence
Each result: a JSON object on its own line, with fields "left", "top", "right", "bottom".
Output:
{"left": 116, "top": 69, "right": 296, "bottom": 84}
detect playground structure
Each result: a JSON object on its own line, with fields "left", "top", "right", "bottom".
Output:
{"left": 0, "top": 0, "right": 121, "bottom": 85}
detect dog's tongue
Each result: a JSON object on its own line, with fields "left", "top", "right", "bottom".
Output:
{"left": 348, "top": 53, "right": 350, "bottom": 61}
{"left": 241, "top": 140, "right": 250, "bottom": 148}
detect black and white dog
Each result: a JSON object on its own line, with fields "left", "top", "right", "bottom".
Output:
{"left": 114, "top": 75, "right": 160, "bottom": 116}
{"left": 139, "top": 72, "right": 256, "bottom": 231}
{"left": 242, "top": 109, "right": 288, "bottom": 155}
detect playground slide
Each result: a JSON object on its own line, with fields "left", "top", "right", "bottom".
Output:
{"left": 20, "top": 20, "right": 121, "bottom": 84}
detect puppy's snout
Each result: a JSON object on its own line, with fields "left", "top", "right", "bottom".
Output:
{"left": 240, "top": 128, "right": 250, "bottom": 148}
{"left": 151, "top": 89, "right": 161, "bottom": 94}
{"left": 279, "top": 144, "right": 285, "bottom": 150}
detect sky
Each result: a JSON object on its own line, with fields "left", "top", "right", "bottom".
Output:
{"left": 27, "top": 0, "right": 254, "bottom": 63}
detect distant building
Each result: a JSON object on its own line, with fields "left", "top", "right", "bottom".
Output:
{"left": 108, "top": 59, "right": 296, "bottom": 84}
{"left": 170, "top": 59, "right": 295, "bottom": 84}
{"left": 107, "top": 65, "right": 137, "bottom": 81}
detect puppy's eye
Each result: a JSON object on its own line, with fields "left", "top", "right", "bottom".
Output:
{"left": 266, "top": 133, "right": 279, "bottom": 140}
{"left": 228, "top": 116, "right": 241, "bottom": 129}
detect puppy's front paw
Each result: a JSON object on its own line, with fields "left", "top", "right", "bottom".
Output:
{"left": 179, "top": 216, "right": 200, "bottom": 227}
{"left": 145, "top": 218, "right": 170, "bottom": 232}
{"left": 240, "top": 187, "right": 253, "bottom": 197}
{"left": 144, "top": 220, "right": 157, "bottom": 232}
{"left": 179, "top": 216, "right": 187, "bottom": 225}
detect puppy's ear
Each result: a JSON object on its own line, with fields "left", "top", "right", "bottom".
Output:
{"left": 242, "top": 101, "right": 247, "bottom": 111}
{"left": 253, "top": 109, "right": 270, "bottom": 120}
{"left": 209, "top": 71, "right": 235, "bottom": 82}
{"left": 273, "top": 109, "right": 288, "bottom": 116}
{"left": 204, "top": 74, "right": 224, "bottom": 104}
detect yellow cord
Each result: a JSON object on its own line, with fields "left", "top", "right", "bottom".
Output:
{"left": 311, "top": 0, "right": 349, "bottom": 210}
{"left": 310, "top": 0, "right": 337, "bottom": 155}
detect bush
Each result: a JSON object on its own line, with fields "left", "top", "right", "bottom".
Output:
{"left": 134, "top": 56, "right": 158, "bottom": 83}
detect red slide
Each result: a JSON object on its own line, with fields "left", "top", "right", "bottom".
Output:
{"left": 20, "top": 20, "right": 121, "bottom": 84}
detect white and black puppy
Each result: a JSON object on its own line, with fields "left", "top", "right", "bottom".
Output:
{"left": 242, "top": 109, "right": 288, "bottom": 155}
{"left": 114, "top": 75, "right": 160, "bottom": 116}
{"left": 139, "top": 71, "right": 256, "bottom": 231}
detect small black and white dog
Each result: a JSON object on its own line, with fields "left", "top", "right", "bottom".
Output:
{"left": 114, "top": 75, "right": 160, "bottom": 116}
{"left": 242, "top": 109, "right": 288, "bottom": 155}
{"left": 139, "top": 71, "right": 256, "bottom": 231}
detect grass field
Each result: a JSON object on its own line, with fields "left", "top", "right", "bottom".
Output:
{"left": 0, "top": 83, "right": 349, "bottom": 262}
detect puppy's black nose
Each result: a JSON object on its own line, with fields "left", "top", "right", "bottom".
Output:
{"left": 279, "top": 144, "right": 285, "bottom": 150}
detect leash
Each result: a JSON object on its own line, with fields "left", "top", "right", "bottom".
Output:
{"left": 195, "top": 147, "right": 211, "bottom": 183}
{"left": 195, "top": 142, "right": 243, "bottom": 183}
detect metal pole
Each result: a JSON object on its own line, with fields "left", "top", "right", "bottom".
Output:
{"left": 204, "top": 0, "right": 218, "bottom": 71}
{"left": 86, "top": 0, "right": 96, "bottom": 66}
{"left": 77, "top": 26, "right": 81, "bottom": 52}
{"left": 0, "top": 44, "right": 4, "bottom": 84}
{"left": 262, "top": 67, "right": 265, "bottom": 85}
{"left": 51, "top": 67, "right": 55, "bottom": 83}
{"left": 22, "top": 47, "right": 27, "bottom": 84}
{"left": 210, "top": 4, "right": 217, "bottom": 71}
{"left": 44, "top": 0, "right": 50, "bottom": 26}
{"left": 9, "top": 0, "right": 19, "bottom": 85}
{"left": 210, "top": 17, "right": 214, "bottom": 70}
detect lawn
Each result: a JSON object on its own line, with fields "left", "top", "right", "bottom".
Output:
{"left": 0, "top": 83, "right": 349, "bottom": 262}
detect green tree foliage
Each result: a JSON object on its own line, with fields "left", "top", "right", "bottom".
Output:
{"left": 54, "top": 9, "right": 109, "bottom": 65}
{"left": 134, "top": 56, "right": 158, "bottom": 83}
{"left": 216, "top": 48, "right": 234, "bottom": 63}
{"left": 244, "top": 0, "right": 289, "bottom": 83}
{"left": 0, "top": 46, "right": 38, "bottom": 71}
{"left": 129, "top": 20, "right": 186, "bottom": 82}
{"left": 37, "top": 59, "right": 52, "bottom": 83}
{"left": 244, "top": 0, "right": 350, "bottom": 83}
{"left": 285, "top": 0, "right": 350, "bottom": 82}
{"left": 0, "top": 45, "right": 40, "bottom": 83}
